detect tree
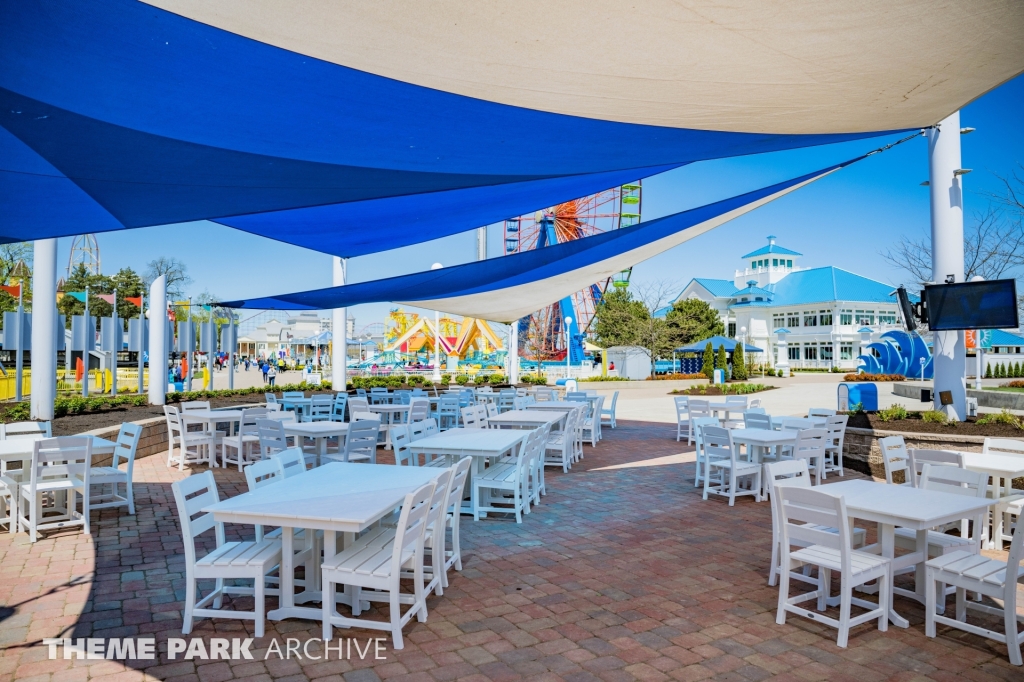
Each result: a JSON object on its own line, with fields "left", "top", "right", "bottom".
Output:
{"left": 985, "top": 363, "right": 992, "bottom": 378}
{"left": 110, "top": 267, "right": 147, "bottom": 321}
{"left": 732, "top": 342, "right": 747, "bottom": 380}
{"left": 144, "top": 257, "right": 192, "bottom": 301}
{"left": 701, "top": 341, "right": 714, "bottom": 380}
{"left": 716, "top": 344, "right": 728, "bottom": 379}
{"left": 0, "top": 242, "right": 32, "bottom": 321}
{"left": 592, "top": 281, "right": 678, "bottom": 376}
{"left": 521, "top": 316, "right": 559, "bottom": 376}
{"left": 57, "top": 265, "right": 147, "bottom": 328}
{"left": 664, "top": 298, "right": 725, "bottom": 347}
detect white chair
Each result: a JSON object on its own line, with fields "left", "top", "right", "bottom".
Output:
{"left": 264, "top": 392, "right": 278, "bottom": 405}
{"left": 90, "top": 422, "right": 142, "bottom": 514}
{"left": 180, "top": 400, "right": 211, "bottom": 411}
{"left": 775, "top": 486, "right": 890, "bottom": 648}
{"left": 324, "top": 418, "right": 378, "bottom": 464}
{"left": 702, "top": 426, "right": 761, "bottom": 506}
{"left": 330, "top": 393, "right": 348, "bottom": 422}
{"left": 822, "top": 415, "right": 848, "bottom": 479}
{"left": 473, "top": 431, "right": 531, "bottom": 522}
{"left": 791, "top": 429, "right": 827, "bottom": 486}
{"left": 879, "top": 435, "right": 913, "bottom": 486}
{"left": 522, "top": 423, "right": 552, "bottom": 506}
{"left": 581, "top": 396, "right": 604, "bottom": 446}
{"left": 165, "top": 405, "right": 213, "bottom": 470}
{"left": 222, "top": 407, "right": 265, "bottom": 471}
{"left": 687, "top": 399, "right": 711, "bottom": 446}
{"left": 600, "top": 391, "right": 618, "bottom": 429}
{"left": 485, "top": 402, "right": 499, "bottom": 419}
{"left": 723, "top": 396, "right": 748, "bottom": 428}
{"left": 271, "top": 447, "right": 309, "bottom": 478}
{"left": 674, "top": 396, "right": 689, "bottom": 442}
{"left": 764, "top": 459, "right": 867, "bottom": 587}
{"left": 744, "top": 412, "right": 773, "bottom": 430}
{"left": 349, "top": 396, "right": 370, "bottom": 416}
{"left": 1, "top": 421, "right": 52, "bottom": 440}
{"left": 257, "top": 418, "right": 290, "bottom": 460}
{"left": 408, "top": 398, "right": 430, "bottom": 423}
{"left": 925, "top": 517, "right": 1024, "bottom": 665}
{"left": 172, "top": 471, "right": 282, "bottom": 638}
{"left": 749, "top": 398, "right": 762, "bottom": 409}
{"left": 808, "top": 408, "right": 837, "bottom": 418}
{"left": 441, "top": 457, "right": 472, "bottom": 578}
{"left": 413, "top": 468, "right": 453, "bottom": 598}
{"left": 544, "top": 407, "right": 577, "bottom": 473}
{"left": 691, "top": 416, "right": 721, "bottom": 489}
{"left": 436, "top": 395, "right": 460, "bottom": 430}
{"left": 496, "top": 391, "right": 517, "bottom": 413}
{"left": 0, "top": 472, "right": 15, "bottom": 533}
{"left": 392, "top": 425, "right": 416, "bottom": 466}
{"left": 908, "top": 448, "right": 964, "bottom": 488}
{"left": 984, "top": 439, "right": 1024, "bottom": 547}
{"left": 308, "top": 394, "right": 334, "bottom": 422}
{"left": 17, "top": 437, "right": 92, "bottom": 543}
{"left": 461, "top": 405, "right": 487, "bottom": 429}
{"left": 321, "top": 481, "right": 434, "bottom": 649}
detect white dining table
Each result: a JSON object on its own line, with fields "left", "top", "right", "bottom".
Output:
{"left": 0, "top": 435, "right": 117, "bottom": 463}
{"left": 409, "top": 428, "right": 528, "bottom": 515}
{"left": 525, "top": 401, "right": 579, "bottom": 412}
{"left": 368, "top": 404, "right": 410, "bottom": 448}
{"left": 281, "top": 397, "right": 312, "bottom": 419}
{"left": 773, "top": 416, "right": 827, "bottom": 430}
{"left": 957, "top": 450, "right": 1024, "bottom": 548}
{"left": 204, "top": 462, "right": 445, "bottom": 622}
{"left": 820, "top": 478, "right": 993, "bottom": 628}
{"left": 487, "top": 410, "right": 566, "bottom": 431}
{"left": 281, "top": 421, "right": 349, "bottom": 465}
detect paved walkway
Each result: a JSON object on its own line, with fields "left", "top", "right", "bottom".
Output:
{"left": 0, "top": 421, "right": 1021, "bottom": 681}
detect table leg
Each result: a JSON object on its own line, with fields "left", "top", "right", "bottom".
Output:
{"left": 879, "top": 523, "right": 910, "bottom": 628}
{"left": 318, "top": 437, "right": 327, "bottom": 467}
{"left": 279, "top": 527, "right": 295, "bottom": 609}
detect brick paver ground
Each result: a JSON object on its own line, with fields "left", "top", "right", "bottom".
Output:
{"left": 1, "top": 420, "right": 1022, "bottom": 681}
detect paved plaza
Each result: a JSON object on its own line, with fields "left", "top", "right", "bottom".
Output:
{"left": 1, "top": 420, "right": 1022, "bottom": 682}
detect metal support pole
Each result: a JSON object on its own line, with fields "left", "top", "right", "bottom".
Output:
{"left": 432, "top": 310, "right": 442, "bottom": 383}
{"left": 30, "top": 239, "right": 57, "bottom": 420}
{"left": 476, "top": 226, "right": 487, "bottom": 261}
{"left": 14, "top": 286, "right": 23, "bottom": 402}
{"left": 928, "top": 111, "right": 967, "bottom": 420}
{"left": 137, "top": 292, "right": 145, "bottom": 394}
{"left": 331, "top": 257, "right": 347, "bottom": 391}
{"left": 82, "top": 285, "right": 90, "bottom": 397}
{"left": 148, "top": 276, "right": 167, "bottom": 405}
{"left": 110, "top": 288, "right": 118, "bottom": 397}
{"left": 509, "top": 322, "right": 519, "bottom": 385}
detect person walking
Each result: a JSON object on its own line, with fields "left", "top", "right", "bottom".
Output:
{"left": 267, "top": 364, "right": 277, "bottom": 387}
{"left": 261, "top": 361, "right": 269, "bottom": 383}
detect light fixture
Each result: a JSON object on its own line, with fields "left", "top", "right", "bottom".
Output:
{"left": 953, "top": 168, "right": 972, "bottom": 176}
{"left": 960, "top": 127, "right": 975, "bottom": 134}
{"left": 919, "top": 181, "right": 930, "bottom": 186}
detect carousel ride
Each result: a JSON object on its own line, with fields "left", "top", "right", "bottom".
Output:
{"left": 383, "top": 308, "right": 505, "bottom": 368}
{"left": 504, "top": 182, "right": 641, "bottom": 363}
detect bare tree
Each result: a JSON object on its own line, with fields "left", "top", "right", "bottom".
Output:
{"left": 593, "top": 280, "right": 679, "bottom": 375}
{"left": 0, "top": 242, "right": 32, "bottom": 284}
{"left": 144, "top": 257, "right": 193, "bottom": 301}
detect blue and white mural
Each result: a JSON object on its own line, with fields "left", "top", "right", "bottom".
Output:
{"left": 857, "top": 330, "right": 932, "bottom": 379}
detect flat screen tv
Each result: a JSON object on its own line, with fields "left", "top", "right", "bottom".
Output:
{"left": 924, "top": 279, "right": 1019, "bottom": 331}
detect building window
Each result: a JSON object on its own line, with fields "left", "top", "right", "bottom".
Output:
{"left": 772, "top": 258, "right": 778, "bottom": 267}
{"left": 788, "top": 346, "right": 800, "bottom": 360}
{"left": 840, "top": 310, "right": 853, "bottom": 325}
{"left": 840, "top": 344, "right": 853, "bottom": 360}
{"left": 855, "top": 310, "right": 875, "bottom": 325}
{"left": 804, "top": 346, "right": 818, "bottom": 360}
{"left": 878, "top": 311, "right": 897, "bottom": 325}
{"left": 773, "top": 315, "right": 785, "bottom": 330}
{"left": 728, "top": 323, "right": 736, "bottom": 338}
{"left": 786, "top": 260, "right": 793, "bottom": 268}
{"left": 819, "top": 310, "right": 833, "bottom": 325}
{"left": 787, "top": 313, "right": 800, "bottom": 327}
{"left": 804, "top": 313, "right": 818, "bottom": 327}
{"left": 820, "top": 345, "right": 833, "bottom": 361}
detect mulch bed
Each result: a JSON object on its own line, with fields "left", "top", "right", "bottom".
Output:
{"left": 846, "top": 411, "right": 1024, "bottom": 437}
{"left": 669, "top": 384, "right": 776, "bottom": 396}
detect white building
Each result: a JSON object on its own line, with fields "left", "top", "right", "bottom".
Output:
{"left": 237, "top": 311, "right": 327, "bottom": 360}
{"left": 664, "top": 236, "right": 905, "bottom": 370}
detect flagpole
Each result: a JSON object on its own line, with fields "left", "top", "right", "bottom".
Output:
{"left": 15, "top": 284, "right": 23, "bottom": 403}
{"left": 138, "top": 292, "right": 145, "bottom": 394}
{"left": 82, "top": 285, "right": 89, "bottom": 398}
{"left": 110, "top": 287, "right": 118, "bottom": 397}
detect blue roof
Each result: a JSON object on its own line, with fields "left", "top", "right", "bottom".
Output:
{"left": 990, "top": 329, "right": 1024, "bottom": 346}
{"left": 676, "top": 336, "right": 763, "bottom": 353}
{"left": 692, "top": 278, "right": 738, "bottom": 298}
{"left": 756, "top": 266, "right": 896, "bottom": 306}
{"left": 730, "top": 283, "right": 774, "bottom": 299}
{"left": 742, "top": 239, "right": 802, "bottom": 259}
{"left": 857, "top": 327, "right": 875, "bottom": 333}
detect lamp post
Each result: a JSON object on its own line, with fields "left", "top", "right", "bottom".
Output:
{"left": 431, "top": 263, "right": 443, "bottom": 384}
{"left": 564, "top": 316, "right": 573, "bottom": 380}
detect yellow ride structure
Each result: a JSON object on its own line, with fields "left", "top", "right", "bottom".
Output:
{"left": 384, "top": 308, "right": 503, "bottom": 364}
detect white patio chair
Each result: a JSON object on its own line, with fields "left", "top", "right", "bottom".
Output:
{"left": 673, "top": 396, "right": 689, "bottom": 442}
{"left": 775, "top": 486, "right": 890, "bottom": 648}
{"left": 264, "top": 393, "right": 278, "bottom": 405}
{"left": 485, "top": 402, "right": 499, "bottom": 419}
{"left": 749, "top": 398, "right": 762, "bottom": 409}
{"left": 408, "top": 398, "right": 430, "bottom": 423}
{"left": 436, "top": 395, "right": 460, "bottom": 430}
{"left": 808, "top": 408, "right": 837, "bottom": 418}
{"left": 271, "top": 447, "right": 309, "bottom": 478}
{"left": 165, "top": 405, "right": 213, "bottom": 470}
{"left": 723, "top": 396, "right": 748, "bottom": 428}
{"left": 496, "top": 390, "right": 517, "bottom": 413}
{"left": 90, "top": 422, "right": 142, "bottom": 514}
{"left": 411, "top": 468, "right": 453, "bottom": 598}
{"left": 926, "top": 518, "right": 1024, "bottom": 665}
{"left": 764, "top": 459, "right": 867, "bottom": 587}
{"left": 461, "top": 405, "right": 486, "bottom": 429}
{"left": 180, "top": 400, "right": 211, "bottom": 411}
{"left": 600, "top": 391, "right": 619, "bottom": 429}
{"left": 582, "top": 396, "right": 604, "bottom": 446}
{"left": 792, "top": 428, "right": 827, "bottom": 486}
{"left": 392, "top": 425, "right": 416, "bottom": 466}
{"left": 822, "top": 415, "right": 849, "bottom": 479}
{"left": 691, "top": 417, "right": 720, "bottom": 489}
{"left": 172, "top": 471, "right": 282, "bottom": 638}
{"left": 0, "top": 471, "right": 14, "bottom": 533}
{"left": 535, "top": 387, "right": 555, "bottom": 401}
{"left": 16, "top": 437, "right": 93, "bottom": 542}
{"left": 222, "top": 407, "right": 265, "bottom": 471}
{"left": 440, "top": 457, "right": 473, "bottom": 579}
{"left": 908, "top": 448, "right": 964, "bottom": 488}
{"left": 409, "top": 419, "right": 430, "bottom": 442}
{"left": 702, "top": 426, "right": 760, "bottom": 506}
{"left": 321, "top": 481, "right": 434, "bottom": 649}
{"left": 879, "top": 435, "right": 913, "bottom": 486}
{"left": 323, "top": 418, "right": 378, "bottom": 464}
{"left": 744, "top": 412, "right": 772, "bottom": 430}
{"left": 1, "top": 420, "right": 52, "bottom": 440}
{"left": 473, "top": 432, "right": 531, "bottom": 522}
{"left": 983, "top": 439, "right": 1024, "bottom": 546}
{"left": 256, "top": 418, "right": 290, "bottom": 460}
{"left": 687, "top": 399, "right": 711, "bottom": 446}
{"left": 330, "top": 393, "right": 348, "bottom": 422}
{"left": 348, "top": 396, "right": 370, "bottom": 416}
{"left": 544, "top": 407, "right": 577, "bottom": 473}
{"left": 308, "top": 394, "right": 334, "bottom": 422}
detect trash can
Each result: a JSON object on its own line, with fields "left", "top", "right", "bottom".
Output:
{"left": 837, "top": 382, "right": 877, "bottom": 411}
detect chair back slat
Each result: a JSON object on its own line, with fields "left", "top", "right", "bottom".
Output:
{"left": 744, "top": 412, "right": 772, "bottom": 430}
{"left": 908, "top": 448, "right": 963, "bottom": 486}
{"left": 919, "top": 463, "right": 987, "bottom": 498}
{"left": 112, "top": 422, "right": 143, "bottom": 470}
{"left": 392, "top": 482, "right": 435, "bottom": 563}
{"left": 777, "top": 486, "right": 848, "bottom": 553}
{"left": 392, "top": 425, "right": 415, "bottom": 465}
{"left": 982, "top": 438, "right": 1024, "bottom": 457}
{"left": 256, "top": 418, "right": 288, "bottom": 458}
{"left": 879, "top": 435, "right": 912, "bottom": 485}
{"left": 2, "top": 421, "right": 52, "bottom": 440}
{"left": 764, "top": 459, "right": 813, "bottom": 492}
{"left": 344, "top": 419, "right": 379, "bottom": 462}
{"left": 172, "top": 471, "right": 222, "bottom": 563}
{"left": 31, "top": 437, "right": 92, "bottom": 488}
{"left": 808, "top": 408, "right": 836, "bottom": 418}
{"left": 181, "top": 401, "right": 210, "bottom": 411}
{"left": 272, "top": 447, "right": 307, "bottom": 478}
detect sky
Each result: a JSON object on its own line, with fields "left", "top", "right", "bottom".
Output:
{"left": 60, "top": 74, "right": 1024, "bottom": 336}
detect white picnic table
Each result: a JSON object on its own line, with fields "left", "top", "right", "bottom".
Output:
{"left": 204, "top": 462, "right": 445, "bottom": 622}
{"left": 368, "top": 404, "right": 410, "bottom": 448}
{"left": 280, "top": 397, "right": 312, "bottom": 419}
{"left": 486, "top": 410, "right": 566, "bottom": 430}
{"left": 525, "top": 401, "right": 579, "bottom": 412}
{"left": 0, "top": 435, "right": 117, "bottom": 463}
{"left": 773, "top": 416, "right": 827, "bottom": 430}
{"left": 957, "top": 450, "right": 1024, "bottom": 548}
{"left": 281, "top": 421, "right": 349, "bottom": 465}
{"left": 820, "top": 478, "right": 992, "bottom": 628}
{"left": 408, "top": 428, "right": 528, "bottom": 515}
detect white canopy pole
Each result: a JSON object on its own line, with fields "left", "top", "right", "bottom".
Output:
{"left": 148, "top": 275, "right": 167, "bottom": 405}
{"left": 928, "top": 111, "right": 967, "bottom": 420}
{"left": 331, "top": 257, "right": 347, "bottom": 390}
{"left": 30, "top": 239, "right": 57, "bottom": 420}
{"left": 509, "top": 322, "right": 519, "bottom": 385}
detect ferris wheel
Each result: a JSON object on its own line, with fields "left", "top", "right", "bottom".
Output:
{"left": 503, "top": 182, "right": 641, "bottom": 361}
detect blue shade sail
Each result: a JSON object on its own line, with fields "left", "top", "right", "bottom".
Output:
{"left": 220, "top": 159, "right": 857, "bottom": 321}
{"left": 0, "top": 0, "right": 903, "bottom": 255}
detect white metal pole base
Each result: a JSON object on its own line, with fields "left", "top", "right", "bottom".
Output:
{"left": 30, "top": 239, "right": 58, "bottom": 421}
{"left": 148, "top": 276, "right": 167, "bottom": 406}
{"left": 331, "top": 257, "right": 347, "bottom": 391}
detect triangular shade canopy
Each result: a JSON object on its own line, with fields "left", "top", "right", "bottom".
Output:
{"left": 219, "top": 159, "right": 853, "bottom": 320}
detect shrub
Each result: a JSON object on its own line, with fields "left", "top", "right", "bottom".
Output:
{"left": 1016, "top": 362, "right": 1022, "bottom": 378}
{"left": 581, "top": 375, "right": 629, "bottom": 381}
{"left": 454, "top": 374, "right": 470, "bottom": 385}
{"left": 1001, "top": 380, "right": 1024, "bottom": 388}
{"left": 520, "top": 374, "right": 548, "bottom": 386}
{"left": 985, "top": 363, "right": 993, "bottom": 378}
{"left": 921, "top": 410, "right": 948, "bottom": 424}
{"left": 732, "top": 343, "right": 747, "bottom": 381}
{"left": 723, "top": 383, "right": 771, "bottom": 395}
{"left": 998, "top": 363, "right": 1006, "bottom": 378}
{"left": 406, "top": 374, "right": 426, "bottom": 386}
{"left": 649, "top": 373, "right": 707, "bottom": 380}
{"left": 1, "top": 402, "right": 31, "bottom": 422}
{"left": 843, "top": 373, "right": 905, "bottom": 382}
{"left": 976, "top": 410, "right": 1023, "bottom": 428}
{"left": 441, "top": 373, "right": 452, "bottom": 385}
{"left": 489, "top": 373, "right": 506, "bottom": 385}
{"left": 878, "top": 404, "right": 909, "bottom": 422}
{"left": 701, "top": 342, "right": 714, "bottom": 380}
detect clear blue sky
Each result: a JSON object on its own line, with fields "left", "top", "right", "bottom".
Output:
{"left": 66, "top": 75, "right": 1024, "bottom": 334}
